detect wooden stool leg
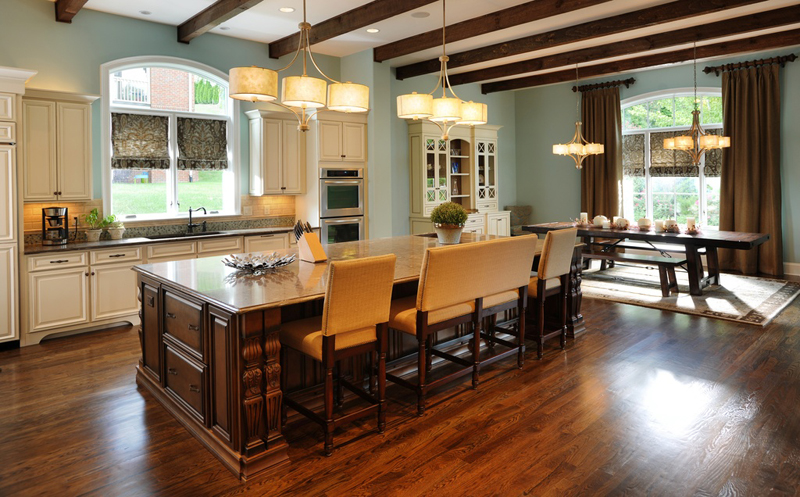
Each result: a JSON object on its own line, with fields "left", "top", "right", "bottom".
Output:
{"left": 417, "top": 338, "right": 427, "bottom": 417}
{"left": 335, "top": 364, "right": 344, "bottom": 408}
{"left": 472, "top": 319, "right": 481, "bottom": 390}
{"left": 658, "top": 266, "right": 670, "bottom": 297}
{"left": 560, "top": 276, "right": 568, "bottom": 350}
{"left": 425, "top": 335, "right": 433, "bottom": 374}
{"left": 377, "top": 324, "right": 387, "bottom": 433}
{"left": 518, "top": 289, "right": 527, "bottom": 369}
{"left": 537, "top": 291, "right": 545, "bottom": 360}
{"left": 324, "top": 365, "right": 334, "bottom": 456}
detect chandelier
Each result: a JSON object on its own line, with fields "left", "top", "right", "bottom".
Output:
{"left": 228, "top": 0, "right": 369, "bottom": 131}
{"left": 663, "top": 43, "right": 730, "bottom": 164}
{"left": 396, "top": 0, "right": 487, "bottom": 139}
{"left": 552, "top": 65, "right": 603, "bottom": 169}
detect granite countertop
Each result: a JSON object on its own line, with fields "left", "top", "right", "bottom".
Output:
{"left": 133, "top": 233, "right": 543, "bottom": 314}
{"left": 24, "top": 226, "right": 296, "bottom": 255}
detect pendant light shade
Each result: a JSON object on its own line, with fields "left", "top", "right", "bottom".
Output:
{"left": 327, "top": 82, "right": 369, "bottom": 113}
{"left": 281, "top": 75, "right": 327, "bottom": 109}
{"left": 397, "top": 92, "right": 433, "bottom": 119}
{"left": 229, "top": 66, "right": 278, "bottom": 102}
{"left": 460, "top": 101, "right": 488, "bottom": 126}
{"left": 430, "top": 97, "right": 462, "bottom": 123}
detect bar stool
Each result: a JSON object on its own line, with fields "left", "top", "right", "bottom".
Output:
{"left": 529, "top": 228, "right": 578, "bottom": 359}
{"left": 387, "top": 236, "right": 537, "bottom": 416}
{"left": 280, "top": 254, "right": 396, "bottom": 456}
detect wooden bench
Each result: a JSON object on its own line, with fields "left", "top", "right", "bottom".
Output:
{"left": 583, "top": 250, "right": 686, "bottom": 297}
{"left": 589, "top": 240, "right": 704, "bottom": 257}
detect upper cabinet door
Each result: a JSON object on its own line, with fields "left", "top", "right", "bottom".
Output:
{"left": 262, "top": 119, "right": 283, "bottom": 194}
{"left": 56, "top": 102, "right": 92, "bottom": 201}
{"left": 282, "top": 120, "right": 304, "bottom": 194}
{"left": 0, "top": 145, "right": 15, "bottom": 243}
{"left": 319, "top": 121, "right": 342, "bottom": 161}
{"left": 22, "top": 100, "right": 57, "bottom": 202}
{"left": 342, "top": 123, "right": 365, "bottom": 162}
{"left": 0, "top": 93, "right": 14, "bottom": 121}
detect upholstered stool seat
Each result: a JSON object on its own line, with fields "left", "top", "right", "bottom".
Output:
{"left": 528, "top": 276, "right": 561, "bottom": 297}
{"left": 389, "top": 291, "right": 518, "bottom": 336}
{"left": 281, "top": 317, "right": 376, "bottom": 362}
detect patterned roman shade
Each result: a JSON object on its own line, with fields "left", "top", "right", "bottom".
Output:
{"left": 622, "top": 133, "right": 645, "bottom": 177}
{"left": 177, "top": 117, "right": 228, "bottom": 170}
{"left": 649, "top": 131, "right": 699, "bottom": 177}
{"left": 111, "top": 113, "right": 170, "bottom": 170}
{"left": 704, "top": 128, "right": 722, "bottom": 177}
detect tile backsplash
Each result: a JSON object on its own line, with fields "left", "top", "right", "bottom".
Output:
{"left": 24, "top": 195, "right": 295, "bottom": 244}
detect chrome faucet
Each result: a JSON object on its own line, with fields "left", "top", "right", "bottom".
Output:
{"left": 187, "top": 207, "right": 207, "bottom": 233}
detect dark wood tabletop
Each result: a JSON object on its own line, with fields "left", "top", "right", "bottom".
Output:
{"left": 523, "top": 222, "right": 770, "bottom": 250}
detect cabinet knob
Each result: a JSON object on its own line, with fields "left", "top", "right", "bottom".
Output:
{"left": 281, "top": 186, "right": 286, "bottom": 190}
{"left": 168, "top": 368, "right": 178, "bottom": 375}
{"left": 341, "top": 155, "right": 345, "bottom": 158}
{"left": 91, "top": 271, "right": 95, "bottom": 276}
{"left": 190, "top": 385, "right": 200, "bottom": 393}
{"left": 188, "top": 324, "right": 199, "bottom": 331}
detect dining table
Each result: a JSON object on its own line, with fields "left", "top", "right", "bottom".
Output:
{"left": 523, "top": 222, "right": 771, "bottom": 296}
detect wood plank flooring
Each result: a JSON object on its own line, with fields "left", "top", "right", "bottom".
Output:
{"left": 2, "top": 295, "right": 800, "bottom": 496}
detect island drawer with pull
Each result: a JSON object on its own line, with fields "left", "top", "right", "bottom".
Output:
{"left": 164, "top": 344, "right": 206, "bottom": 422}
{"left": 27, "top": 251, "right": 87, "bottom": 272}
{"left": 146, "top": 241, "right": 196, "bottom": 263}
{"left": 0, "top": 122, "right": 15, "bottom": 143}
{"left": 197, "top": 236, "right": 243, "bottom": 257}
{"left": 90, "top": 246, "right": 142, "bottom": 265}
{"left": 163, "top": 290, "right": 204, "bottom": 359}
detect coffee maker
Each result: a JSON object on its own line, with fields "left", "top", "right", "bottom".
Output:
{"left": 42, "top": 207, "right": 69, "bottom": 245}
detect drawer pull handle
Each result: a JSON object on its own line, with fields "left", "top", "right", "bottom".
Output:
{"left": 188, "top": 324, "right": 199, "bottom": 331}
{"left": 50, "top": 260, "right": 69, "bottom": 264}
{"left": 109, "top": 254, "right": 126, "bottom": 258}
{"left": 168, "top": 368, "right": 178, "bottom": 375}
{"left": 167, "top": 312, "right": 177, "bottom": 319}
{"left": 260, "top": 235, "right": 274, "bottom": 238}
{"left": 190, "top": 385, "right": 200, "bottom": 393}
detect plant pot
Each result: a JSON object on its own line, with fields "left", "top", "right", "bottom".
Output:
{"left": 85, "top": 229, "right": 102, "bottom": 242}
{"left": 434, "top": 224, "right": 464, "bottom": 245}
{"left": 107, "top": 227, "right": 125, "bottom": 240}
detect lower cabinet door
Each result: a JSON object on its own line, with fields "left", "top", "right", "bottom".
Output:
{"left": 0, "top": 245, "right": 17, "bottom": 342}
{"left": 29, "top": 267, "right": 89, "bottom": 332}
{"left": 91, "top": 263, "right": 140, "bottom": 322}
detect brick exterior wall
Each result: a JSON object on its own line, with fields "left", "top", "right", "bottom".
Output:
{"left": 150, "top": 67, "right": 192, "bottom": 112}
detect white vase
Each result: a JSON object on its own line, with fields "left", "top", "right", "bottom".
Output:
{"left": 85, "top": 229, "right": 102, "bottom": 242}
{"left": 434, "top": 224, "right": 463, "bottom": 245}
{"left": 107, "top": 227, "right": 125, "bottom": 240}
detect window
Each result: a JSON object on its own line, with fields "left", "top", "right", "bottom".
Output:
{"left": 622, "top": 91, "right": 723, "bottom": 229}
{"left": 102, "top": 58, "right": 238, "bottom": 221}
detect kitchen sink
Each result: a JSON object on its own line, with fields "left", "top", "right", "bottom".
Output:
{"left": 145, "top": 231, "right": 223, "bottom": 240}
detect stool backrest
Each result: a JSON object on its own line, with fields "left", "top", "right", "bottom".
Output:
{"left": 537, "top": 228, "right": 578, "bottom": 280}
{"left": 321, "top": 254, "right": 397, "bottom": 336}
{"left": 417, "top": 236, "right": 538, "bottom": 312}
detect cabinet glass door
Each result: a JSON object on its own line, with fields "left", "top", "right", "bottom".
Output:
{"left": 437, "top": 139, "right": 448, "bottom": 202}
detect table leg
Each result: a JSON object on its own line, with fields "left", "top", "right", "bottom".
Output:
{"left": 686, "top": 245, "right": 705, "bottom": 296}
{"left": 567, "top": 245, "right": 585, "bottom": 337}
{"left": 705, "top": 246, "right": 720, "bottom": 286}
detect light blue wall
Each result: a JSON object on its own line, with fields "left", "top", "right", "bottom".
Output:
{"left": 0, "top": 0, "right": 340, "bottom": 197}
{"left": 514, "top": 45, "right": 800, "bottom": 264}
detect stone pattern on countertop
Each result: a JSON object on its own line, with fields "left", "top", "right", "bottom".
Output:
{"left": 23, "top": 216, "right": 295, "bottom": 245}
{"left": 134, "top": 234, "right": 541, "bottom": 314}
{"left": 24, "top": 226, "right": 295, "bottom": 255}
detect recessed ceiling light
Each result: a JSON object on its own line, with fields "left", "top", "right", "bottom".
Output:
{"left": 279, "top": 7, "right": 295, "bottom": 13}
{"left": 139, "top": 10, "right": 151, "bottom": 16}
{"left": 366, "top": 28, "right": 380, "bottom": 34}
{"left": 219, "top": 26, "right": 231, "bottom": 31}
{"left": 411, "top": 11, "right": 429, "bottom": 18}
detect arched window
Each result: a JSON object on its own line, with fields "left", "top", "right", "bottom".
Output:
{"left": 621, "top": 88, "right": 723, "bottom": 229}
{"left": 101, "top": 56, "right": 239, "bottom": 220}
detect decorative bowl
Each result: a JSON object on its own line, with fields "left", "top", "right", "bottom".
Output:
{"left": 222, "top": 252, "right": 296, "bottom": 275}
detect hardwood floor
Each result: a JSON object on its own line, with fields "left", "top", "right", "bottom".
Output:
{"left": 2, "top": 296, "right": 800, "bottom": 496}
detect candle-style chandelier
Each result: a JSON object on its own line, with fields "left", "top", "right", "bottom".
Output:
{"left": 228, "top": 0, "right": 369, "bottom": 131}
{"left": 552, "top": 65, "right": 604, "bottom": 169}
{"left": 663, "top": 43, "right": 730, "bottom": 164}
{"left": 396, "top": 0, "right": 487, "bottom": 139}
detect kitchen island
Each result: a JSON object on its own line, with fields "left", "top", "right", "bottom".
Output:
{"left": 133, "top": 233, "right": 584, "bottom": 480}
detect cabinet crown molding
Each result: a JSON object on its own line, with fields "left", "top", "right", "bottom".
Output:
{"left": 24, "top": 89, "right": 100, "bottom": 103}
{"left": 0, "top": 66, "right": 37, "bottom": 95}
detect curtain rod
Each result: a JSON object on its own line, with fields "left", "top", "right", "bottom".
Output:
{"left": 572, "top": 77, "right": 635, "bottom": 93}
{"left": 703, "top": 53, "right": 797, "bottom": 76}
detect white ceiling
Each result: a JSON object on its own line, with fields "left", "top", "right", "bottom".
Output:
{"left": 59, "top": 0, "right": 800, "bottom": 83}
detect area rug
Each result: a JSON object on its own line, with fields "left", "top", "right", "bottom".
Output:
{"left": 581, "top": 264, "right": 800, "bottom": 326}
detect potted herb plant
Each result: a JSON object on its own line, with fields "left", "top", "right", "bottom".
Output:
{"left": 83, "top": 208, "right": 109, "bottom": 242}
{"left": 105, "top": 216, "right": 125, "bottom": 240}
{"left": 430, "top": 201, "right": 468, "bottom": 245}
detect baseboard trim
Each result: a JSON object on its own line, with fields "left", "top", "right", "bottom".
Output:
{"left": 784, "top": 262, "right": 800, "bottom": 276}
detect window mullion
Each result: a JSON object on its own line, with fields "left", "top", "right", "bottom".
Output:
{"left": 169, "top": 114, "right": 178, "bottom": 216}
{"left": 645, "top": 130, "right": 652, "bottom": 220}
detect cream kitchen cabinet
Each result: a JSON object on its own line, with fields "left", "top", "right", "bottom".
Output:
{"left": 0, "top": 144, "right": 15, "bottom": 243}
{"left": 247, "top": 110, "right": 306, "bottom": 195}
{"left": 196, "top": 236, "right": 243, "bottom": 258}
{"left": 145, "top": 241, "right": 197, "bottom": 263}
{"left": 0, "top": 93, "right": 14, "bottom": 121}
{"left": 28, "top": 266, "right": 90, "bottom": 333}
{"left": 244, "top": 233, "right": 289, "bottom": 252}
{"left": 318, "top": 120, "right": 365, "bottom": 162}
{"left": 21, "top": 91, "right": 97, "bottom": 202}
{"left": 90, "top": 263, "right": 140, "bottom": 322}
{"left": 0, "top": 245, "right": 17, "bottom": 342}
{"left": 487, "top": 211, "right": 511, "bottom": 237}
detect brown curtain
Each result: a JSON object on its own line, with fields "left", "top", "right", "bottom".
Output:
{"left": 111, "top": 113, "right": 170, "bottom": 169}
{"left": 719, "top": 65, "right": 783, "bottom": 276}
{"left": 581, "top": 87, "right": 622, "bottom": 219}
{"left": 176, "top": 117, "right": 228, "bottom": 170}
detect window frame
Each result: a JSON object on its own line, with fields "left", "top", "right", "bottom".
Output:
{"left": 101, "top": 56, "right": 241, "bottom": 222}
{"left": 621, "top": 88, "right": 723, "bottom": 228}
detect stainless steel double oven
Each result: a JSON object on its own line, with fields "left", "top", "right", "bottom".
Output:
{"left": 319, "top": 168, "right": 365, "bottom": 244}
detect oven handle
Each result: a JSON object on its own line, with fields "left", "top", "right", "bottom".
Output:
{"left": 323, "top": 218, "right": 363, "bottom": 224}
{"left": 322, "top": 180, "right": 362, "bottom": 185}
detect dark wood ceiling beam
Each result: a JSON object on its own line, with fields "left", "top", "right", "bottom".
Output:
{"left": 178, "top": 0, "right": 264, "bottom": 44}
{"left": 481, "top": 28, "right": 800, "bottom": 94}
{"left": 373, "top": 0, "right": 612, "bottom": 63}
{"left": 395, "top": 0, "right": 768, "bottom": 80}
{"left": 54, "top": 0, "right": 88, "bottom": 23}
{"left": 269, "top": 0, "right": 438, "bottom": 59}
{"left": 450, "top": 4, "right": 800, "bottom": 86}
